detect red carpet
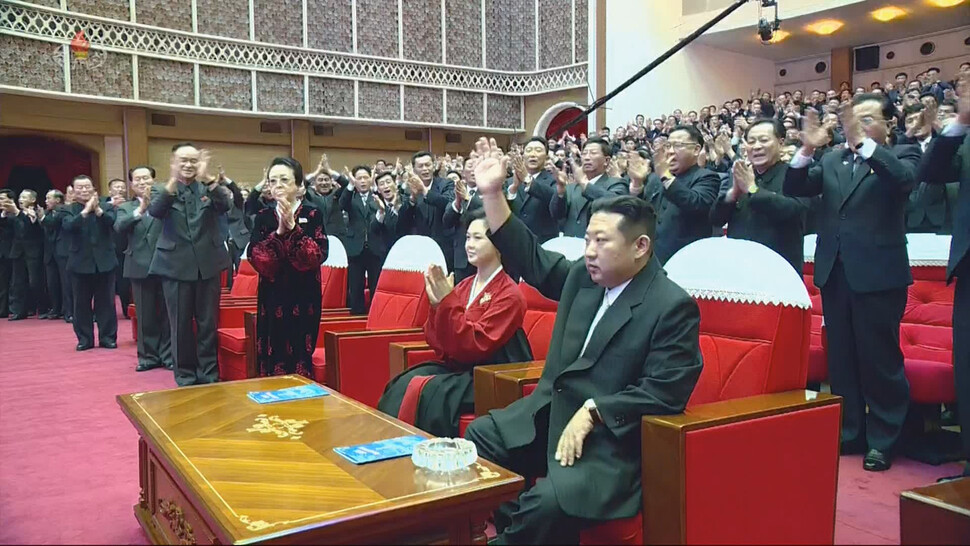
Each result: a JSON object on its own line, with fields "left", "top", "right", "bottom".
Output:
{"left": 0, "top": 308, "right": 964, "bottom": 543}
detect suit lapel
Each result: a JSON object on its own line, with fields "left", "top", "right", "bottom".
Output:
{"left": 841, "top": 153, "right": 872, "bottom": 209}
{"left": 559, "top": 283, "right": 602, "bottom": 367}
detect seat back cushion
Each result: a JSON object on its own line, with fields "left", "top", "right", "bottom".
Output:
{"left": 366, "top": 236, "right": 446, "bottom": 331}
{"left": 904, "top": 280, "right": 954, "bottom": 327}
{"left": 519, "top": 283, "right": 558, "bottom": 361}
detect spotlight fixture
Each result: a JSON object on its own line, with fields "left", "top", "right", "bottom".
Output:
{"left": 758, "top": 0, "right": 783, "bottom": 44}
{"left": 806, "top": 19, "right": 845, "bottom": 35}
{"left": 760, "top": 29, "right": 791, "bottom": 44}
{"left": 926, "top": 0, "right": 965, "bottom": 8}
{"left": 871, "top": 6, "right": 908, "bottom": 21}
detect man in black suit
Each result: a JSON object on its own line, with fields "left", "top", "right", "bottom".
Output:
{"left": 550, "top": 137, "right": 628, "bottom": 237}
{"left": 43, "top": 188, "right": 74, "bottom": 322}
{"left": 637, "top": 125, "right": 721, "bottom": 264}
{"left": 507, "top": 137, "right": 559, "bottom": 243}
{"left": 784, "top": 95, "right": 919, "bottom": 471}
{"left": 371, "top": 170, "right": 411, "bottom": 260}
{"left": 400, "top": 151, "right": 456, "bottom": 271}
{"left": 464, "top": 138, "right": 702, "bottom": 543}
{"left": 708, "top": 118, "right": 809, "bottom": 274}
{"left": 443, "top": 170, "right": 483, "bottom": 283}
{"left": 61, "top": 175, "right": 119, "bottom": 351}
{"left": 918, "top": 79, "right": 970, "bottom": 478}
{"left": 0, "top": 189, "right": 25, "bottom": 319}
{"left": 340, "top": 166, "right": 383, "bottom": 315}
{"left": 303, "top": 157, "right": 349, "bottom": 244}
{"left": 40, "top": 189, "right": 65, "bottom": 320}
{"left": 15, "top": 189, "right": 49, "bottom": 318}
{"left": 116, "top": 166, "right": 172, "bottom": 372}
{"left": 216, "top": 170, "right": 249, "bottom": 288}
{"left": 106, "top": 179, "right": 133, "bottom": 318}
{"left": 149, "top": 142, "right": 232, "bottom": 386}
{"left": 900, "top": 103, "right": 949, "bottom": 233}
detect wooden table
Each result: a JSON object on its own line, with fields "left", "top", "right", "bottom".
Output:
{"left": 900, "top": 477, "right": 970, "bottom": 544}
{"left": 118, "top": 375, "right": 523, "bottom": 545}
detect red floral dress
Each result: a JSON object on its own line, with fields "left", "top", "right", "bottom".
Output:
{"left": 249, "top": 202, "right": 329, "bottom": 378}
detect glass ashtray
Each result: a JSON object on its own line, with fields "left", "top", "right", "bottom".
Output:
{"left": 411, "top": 438, "right": 478, "bottom": 472}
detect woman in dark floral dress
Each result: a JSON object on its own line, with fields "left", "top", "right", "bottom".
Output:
{"left": 249, "top": 157, "right": 329, "bottom": 377}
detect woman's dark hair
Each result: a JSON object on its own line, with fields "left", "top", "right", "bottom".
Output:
{"left": 461, "top": 207, "right": 488, "bottom": 233}
{"left": 590, "top": 195, "right": 657, "bottom": 244}
{"left": 267, "top": 157, "right": 305, "bottom": 187}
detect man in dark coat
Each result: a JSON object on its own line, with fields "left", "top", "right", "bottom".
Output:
{"left": 61, "top": 175, "right": 119, "bottom": 351}
{"left": 115, "top": 165, "right": 172, "bottom": 372}
{"left": 149, "top": 142, "right": 232, "bottom": 386}
{"left": 550, "top": 138, "right": 627, "bottom": 237}
{"left": 0, "top": 189, "right": 25, "bottom": 319}
{"left": 918, "top": 81, "right": 970, "bottom": 479}
{"left": 708, "top": 118, "right": 809, "bottom": 274}
{"left": 507, "top": 137, "right": 560, "bottom": 243}
{"left": 784, "top": 96, "right": 919, "bottom": 471}
{"left": 40, "top": 189, "right": 66, "bottom": 320}
{"left": 401, "top": 151, "right": 456, "bottom": 271}
{"left": 464, "top": 138, "right": 703, "bottom": 544}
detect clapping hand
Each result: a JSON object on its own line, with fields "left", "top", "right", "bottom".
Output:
{"left": 728, "top": 160, "right": 755, "bottom": 202}
{"left": 454, "top": 178, "right": 469, "bottom": 205}
{"left": 606, "top": 157, "right": 622, "bottom": 179}
{"left": 276, "top": 196, "right": 296, "bottom": 234}
{"left": 110, "top": 194, "right": 126, "bottom": 208}
{"left": 569, "top": 157, "right": 588, "bottom": 188}
{"left": 626, "top": 153, "right": 650, "bottom": 184}
{"left": 547, "top": 159, "right": 569, "bottom": 197}
{"left": 83, "top": 193, "right": 99, "bottom": 216}
{"left": 197, "top": 149, "right": 216, "bottom": 184}
{"left": 423, "top": 264, "right": 454, "bottom": 307}
{"left": 839, "top": 104, "right": 864, "bottom": 149}
{"left": 956, "top": 77, "right": 969, "bottom": 126}
{"left": 799, "top": 110, "right": 832, "bottom": 151}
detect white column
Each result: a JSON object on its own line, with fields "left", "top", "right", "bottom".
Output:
{"left": 351, "top": 0, "right": 358, "bottom": 53}
{"left": 251, "top": 71, "right": 258, "bottom": 111}
{"left": 248, "top": 0, "right": 255, "bottom": 41}
{"left": 480, "top": 0, "right": 486, "bottom": 67}
{"left": 482, "top": 93, "right": 488, "bottom": 128}
{"left": 443, "top": 88, "right": 448, "bottom": 124}
{"left": 440, "top": 0, "right": 447, "bottom": 64}
{"left": 304, "top": 75, "right": 310, "bottom": 115}
{"left": 354, "top": 80, "right": 360, "bottom": 117}
{"left": 533, "top": 0, "right": 539, "bottom": 70}
{"left": 570, "top": 0, "right": 576, "bottom": 64}
{"left": 129, "top": 0, "right": 136, "bottom": 23}
{"left": 191, "top": 0, "right": 198, "bottom": 33}
{"left": 63, "top": 44, "right": 71, "bottom": 93}
{"left": 132, "top": 55, "right": 139, "bottom": 100}
{"left": 397, "top": 0, "right": 404, "bottom": 58}
{"left": 193, "top": 63, "right": 200, "bottom": 106}
{"left": 302, "top": 0, "right": 308, "bottom": 48}
{"left": 399, "top": 85, "right": 405, "bottom": 120}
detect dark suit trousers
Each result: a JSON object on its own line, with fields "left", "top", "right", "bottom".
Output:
{"left": 953, "top": 263, "right": 970, "bottom": 463}
{"left": 24, "top": 255, "right": 46, "bottom": 314}
{"left": 115, "top": 254, "right": 131, "bottom": 317}
{"left": 8, "top": 257, "right": 27, "bottom": 316}
{"left": 132, "top": 276, "right": 173, "bottom": 368}
{"left": 347, "top": 246, "right": 382, "bottom": 315}
{"left": 465, "top": 412, "right": 595, "bottom": 544}
{"left": 0, "top": 257, "right": 12, "bottom": 315}
{"left": 45, "top": 259, "right": 62, "bottom": 316}
{"left": 55, "top": 255, "right": 73, "bottom": 318}
{"left": 821, "top": 259, "right": 910, "bottom": 453}
{"left": 72, "top": 271, "right": 118, "bottom": 346}
{"left": 162, "top": 276, "right": 220, "bottom": 386}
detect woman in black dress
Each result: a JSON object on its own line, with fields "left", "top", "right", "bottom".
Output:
{"left": 248, "top": 157, "right": 329, "bottom": 377}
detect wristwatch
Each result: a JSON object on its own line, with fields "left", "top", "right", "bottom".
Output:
{"left": 583, "top": 398, "right": 600, "bottom": 423}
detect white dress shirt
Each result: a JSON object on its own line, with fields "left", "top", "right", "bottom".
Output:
{"left": 580, "top": 278, "right": 632, "bottom": 356}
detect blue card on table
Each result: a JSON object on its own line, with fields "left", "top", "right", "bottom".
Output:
{"left": 333, "top": 435, "right": 426, "bottom": 465}
{"left": 247, "top": 384, "right": 330, "bottom": 404}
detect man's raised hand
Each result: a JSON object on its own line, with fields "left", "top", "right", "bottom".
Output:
{"left": 471, "top": 137, "right": 508, "bottom": 196}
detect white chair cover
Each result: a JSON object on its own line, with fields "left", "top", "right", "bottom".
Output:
{"left": 541, "top": 236, "right": 586, "bottom": 261}
{"left": 384, "top": 235, "right": 448, "bottom": 272}
{"left": 803, "top": 234, "right": 817, "bottom": 264}
{"left": 666, "top": 237, "right": 812, "bottom": 309}
{"left": 323, "top": 235, "right": 348, "bottom": 268}
{"left": 906, "top": 233, "right": 951, "bottom": 267}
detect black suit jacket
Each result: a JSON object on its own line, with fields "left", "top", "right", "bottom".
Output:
{"left": 443, "top": 192, "right": 484, "bottom": 270}
{"left": 0, "top": 213, "right": 23, "bottom": 259}
{"left": 710, "top": 162, "right": 809, "bottom": 274}
{"left": 338, "top": 189, "right": 381, "bottom": 258}
{"left": 642, "top": 165, "right": 721, "bottom": 264}
{"left": 60, "top": 202, "right": 118, "bottom": 274}
{"left": 784, "top": 144, "right": 920, "bottom": 292}
{"left": 368, "top": 200, "right": 411, "bottom": 259}
{"left": 305, "top": 185, "right": 349, "bottom": 242}
{"left": 15, "top": 210, "right": 44, "bottom": 260}
{"left": 115, "top": 201, "right": 164, "bottom": 279}
{"left": 485, "top": 214, "right": 703, "bottom": 520}
{"left": 148, "top": 181, "right": 231, "bottom": 282}
{"left": 402, "top": 176, "right": 455, "bottom": 256}
{"left": 507, "top": 171, "right": 559, "bottom": 243}
{"left": 550, "top": 174, "right": 628, "bottom": 237}
{"left": 919, "top": 132, "right": 970, "bottom": 282}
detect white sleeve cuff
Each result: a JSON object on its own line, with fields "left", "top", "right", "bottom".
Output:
{"left": 941, "top": 122, "right": 969, "bottom": 138}
{"left": 789, "top": 150, "right": 814, "bottom": 169}
{"left": 857, "top": 138, "right": 878, "bottom": 160}
{"left": 452, "top": 202, "right": 461, "bottom": 213}
{"left": 507, "top": 190, "right": 517, "bottom": 200}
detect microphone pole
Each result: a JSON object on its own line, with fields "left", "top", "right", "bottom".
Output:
{"left": 553, "top": 0, "right": 755, "bottom": 139}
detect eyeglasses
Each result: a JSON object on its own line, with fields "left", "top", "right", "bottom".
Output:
{"left": 668, "top": 142, "right": 699, "bottom": 151}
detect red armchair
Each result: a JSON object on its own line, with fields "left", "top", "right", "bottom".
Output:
{"left": 217, "top": 236, "right": 350, "bottom": 381}
{"left": 474, "top": 238, "right": 840, "bottom": 544}
{"left": 322, "top": 235, "right": 446, "bottom": 407}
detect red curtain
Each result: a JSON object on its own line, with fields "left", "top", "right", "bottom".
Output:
{"left": 545, "top": 107, "right": 588, "bottom": 141}
{"left": 0, "top": 136, "right": 96, "bottom": 197}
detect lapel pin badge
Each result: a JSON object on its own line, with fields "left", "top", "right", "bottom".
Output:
{"left": 480, "top": 292, "right": 492, "bottom": 304}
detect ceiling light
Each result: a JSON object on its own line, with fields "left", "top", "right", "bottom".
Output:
{"left": 759, "top": 29, "right": 791, "bottom": 44}
{"left": 806, "top": 19, "right": 845, "bottom": 35}
{"left": 926, "top": 0, "right": 965, "bottom": 7}
{"left": 871, "top": 6, "right": 907, "bottom": 21}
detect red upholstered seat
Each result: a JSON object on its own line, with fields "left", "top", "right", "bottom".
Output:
{"left": 128, "top": 303, "right": 138, "bottom": 341}
{"left": 905, "top": 280, "right": 954, "bottom": 327}
{"left": 518, "top": 283, "right": 557, "bottom": 360}
{"left": 228, "top": 259, "right": 259, "bottom": 298}
{"left": 324, "top": 236, "right": 444, "bottom": 407}
{"left": 804, "top": 274, "right": 828, "bottom": 384}
{"left": 901, "top": 323, "right": 956, "bottom": 404}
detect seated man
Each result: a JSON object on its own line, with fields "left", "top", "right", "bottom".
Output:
{"left": 378, "top": 209, "right": 532, "bottom": 437}
{"left": 465, "top": 138, "right": 703, "bottom": 544}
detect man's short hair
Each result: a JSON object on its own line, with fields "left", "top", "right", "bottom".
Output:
{"left": 927, "top": 66, "right": 940, "bottom": 73}
{"left": 744, "top": 118, "right": 785, "bottom": 140}
{"left": 171, "top": 141, "right": 197, "bottom": 153}
{"left": 600, "top": 126, "right": 610, "bottom": 132}
{"left": 622, "top": 136, "right": 637, "bottom": 144}
{"left": 670, "top": 124, "right": 704, "bottom": 146}
{"left": 19, "top": 189, "right": 37, "bottom": 200}
{"left": 411, "top": 151, "right": 433, "bottom": 165}
{"left": 351, "top": 165, "right": 372, "bottom": 177}
{"left": 525, "top": 136, "right": 549, "bottom": 152}
{"left": 374, "top": 171, "right": 395, "bottom": 185}
{"left": 109, "top": 178, "right": 126, "bottom": 188}
{"left": 128, "top": 165, "right": 156, "bottom": 181}
{"left": 0, "top": 189, "right": 14, "bottom": 199}
{"left": 919, "top": 91, "right": 938, "bottom": 103}
{"left": 268, "top": 157, "right": 306, "bottom": 187}
{"left": 72, "top": 174, "right": 93, "bottom": 186}
{"left": 48, "top": 189, "right": 64, "bottom": 203}
{"left": 583, "top": 137, "right": 613, "bottom": 157}
{"left": 590, "top": 195, "right": 657, "bottom": 245}
{"left": 851, "top": 93, "right": 895, "bottom": 121}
